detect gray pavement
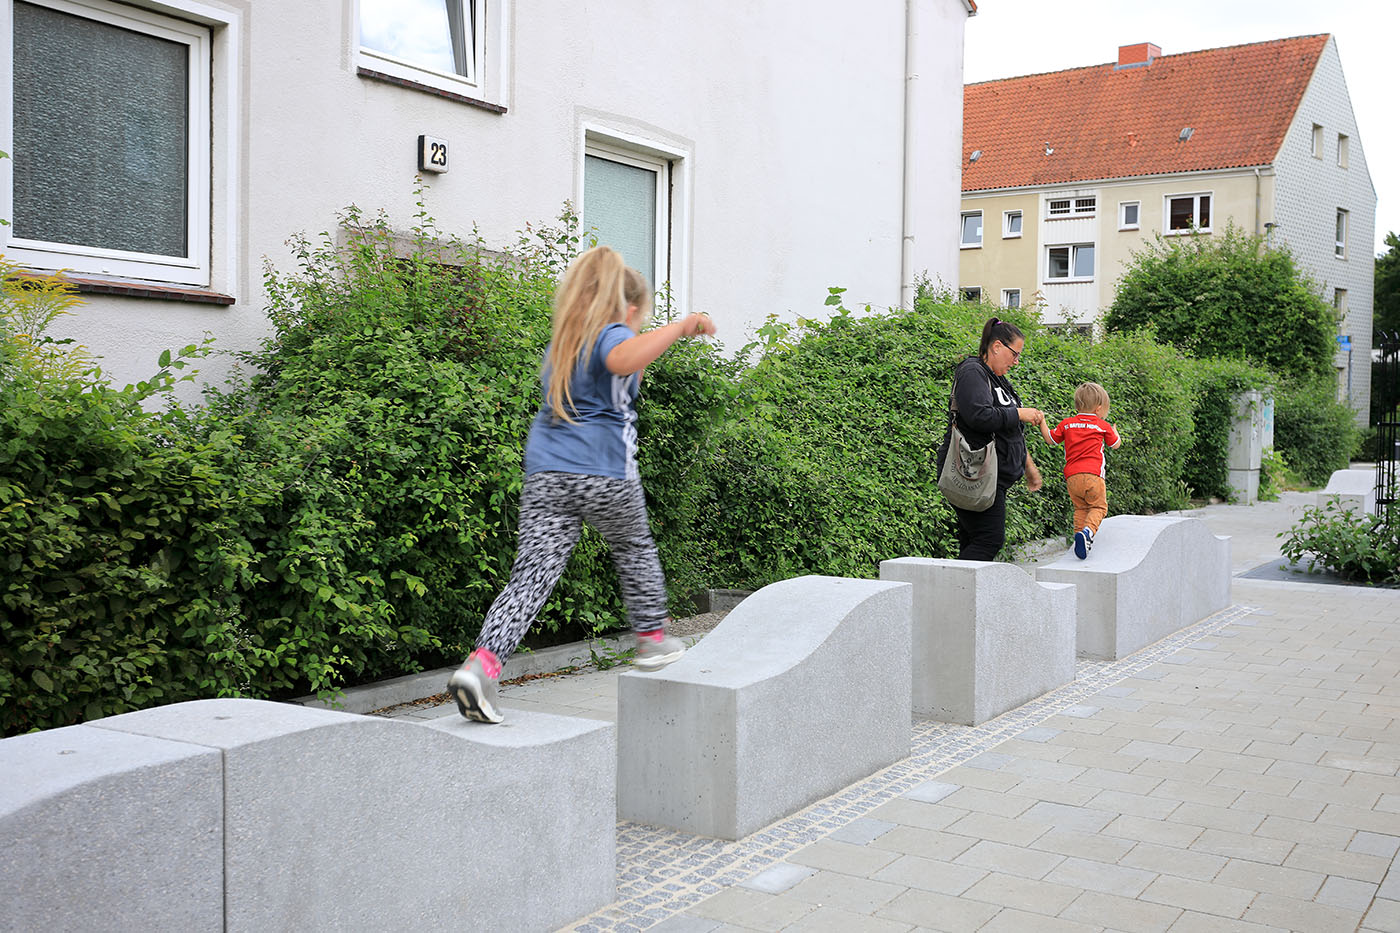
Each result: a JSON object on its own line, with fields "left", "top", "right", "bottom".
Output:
{"left": 379, "top": 490, "right": 1400, "bottom": 932}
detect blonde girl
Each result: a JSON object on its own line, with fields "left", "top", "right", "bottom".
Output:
{"left": 448, "top": 245, "right": 716, "bottom": 723}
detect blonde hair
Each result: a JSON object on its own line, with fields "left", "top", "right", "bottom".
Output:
{"left": 1074, "top": 381, "right": 1110, "bottom": 414}
{"left": 545, "top": 246, "right": 652, "bottom": 421}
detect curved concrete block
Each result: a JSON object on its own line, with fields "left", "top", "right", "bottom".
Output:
{"left": 88, "top": 698, "right": 613, "bottom": 933}
{"left": 1035, "top": 515, "right": 1230, "bottom": 660}
{"left": 0, "top": 724, "right": 222, "bottom": 933}
{"left": 880, "top": 558, "right": 1075, "bottom": 725}
{"left": 616, "top": 575, "right": 912, "bottom": 840}
{"left": 1319, "top": 468, "right": 1378, "bottom": 516}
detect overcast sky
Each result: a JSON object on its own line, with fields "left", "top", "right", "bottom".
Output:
{"left": 963, "top": 0, "right": 1397, "bottom": 252}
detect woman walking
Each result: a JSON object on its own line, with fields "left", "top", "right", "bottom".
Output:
{"left": 938, "top": 317, "right": 1044, "bottom": 559}
{"left": 448, "top": 245, "right": 716, "bottom": 723}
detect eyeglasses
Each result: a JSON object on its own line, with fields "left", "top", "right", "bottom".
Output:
{"left": 1000, "top": 340, "right": 1022, "bottom": 362}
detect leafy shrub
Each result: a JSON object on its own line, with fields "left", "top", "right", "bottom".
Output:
{"left": 1279, "top": 502, "right": 1400, "bottom": 584}
{"left": 1105, "top": 223, "right": 1335, "bottom": 380}
{"left": 1273, "top": 374, "right": 1360, "bottom": 487}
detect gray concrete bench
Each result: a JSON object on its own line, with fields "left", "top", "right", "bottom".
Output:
{"left": 1319, "top": 468, "right": 1378, "bottom": 516}
{"left": 1035, "top": 515, "right": 1230, "bottom": 660}
{"left": 616, "top": 575, "right": 911, "bottom": 840}
{"left": 880, "top": 558, "right": 1075, "bottom": 725}
{"left": 1, "top": 699, "right": 614, "bottom": 933}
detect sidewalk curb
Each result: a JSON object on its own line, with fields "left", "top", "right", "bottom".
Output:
{"left": 290, "top": 632, "right": 637, "bottom": 715}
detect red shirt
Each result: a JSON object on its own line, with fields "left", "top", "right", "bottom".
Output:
{"left": 1049, "top": 413, "right": 1121, "bottom": 478}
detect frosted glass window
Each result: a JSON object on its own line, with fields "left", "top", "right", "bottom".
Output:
{"left": 13, "top": 1, "right": 190, "bottom": 257}
{"left": 584, "top": 154, "right": 658, "bottom": 285}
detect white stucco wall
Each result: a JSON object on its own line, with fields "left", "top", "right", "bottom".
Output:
{"left": 19, "top": 0, "right": 970, "bottom": 399}
{"left": 1272, "top": 36, "right": 1376, "bottom": 423}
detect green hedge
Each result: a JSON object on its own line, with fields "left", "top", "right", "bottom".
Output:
{"left": 0, "top": 204, "right": 1362, "bottom": 735}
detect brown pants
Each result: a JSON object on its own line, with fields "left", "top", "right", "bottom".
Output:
{"left": 1066, "top": 473, "right": 1108, "bottom": 534}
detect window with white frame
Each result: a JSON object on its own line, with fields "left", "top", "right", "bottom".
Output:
{"left": 1337, "top": 134, "right": 1349, "bottom": 169}
{"left": 359, "top": 0, "right": 506, "bottom": 104}
{"left": 960, "top": 211, "right": 983, "bottom": 247}
{"left": 1003, "top": 210, "right": 1022, "bottom": 238}
{"left": 1119, "top": 201, "right": 1140, "bottom": 230}
{"left": 583, "top": 142, "right": 674, "bottom": 290}
{"left": 2, "top": 0, "right": 214, "bottom": 285}
{"left": 1334, "top": 288, "right": 1348, "bottom": 324}
{"left": 961, "top": 286, "right": 982, "bottom": 302}
{"left": 1047, "top": 244, "right": 1094, "bottom": 280}
{"left": 1335, "top": 209, "right": 1348, "bottom": 258}
{"left": 1166, "top": 193, "right": 1211, "bottom": 232}
{"left": 1048, "top": 197, "right": 1094, "bottom": 218}
{"left": 1001, "top": 288, "right": 1021, "bottom": 309}
{"left": 1311, "top": 123, "right": 1323, "bottom": 158}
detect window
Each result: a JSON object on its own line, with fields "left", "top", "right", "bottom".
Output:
{"left": 1335, "top": 209, "right": 1348, "bottom": 258}
{"left": 960, "top": 287, "right": 982, "bottom": 302}
{"left": 1119, "top": 201, "right": 1140, "bottom": 230}
{"left": 1166, "top": 193, "right": 1211, "bottom": 232}
{"left": 583, "top": 146, "right": 670, "bottom": 288}
{"left": 358, "top": 0, "right": 507, "bottom": 106}
{"left": 1047, "top": 244, "right": 1094, "bottom": 280}
{"left": 960, "top": 211, "right": 983, "bottom": 247}
{"left": 1312, "top": 123, "right": 1323, "bottom": 158}
{"left": 1047, "top": 197, "right": 1095, "bottom": 218}
{"left": 1048, "top": 323, "right": 1094, "bottom": 339}
{"left": 1, "top": 0, "right": 215, "bottom": 285}
{"left": 1338, "top": 134, "right": 1349, "bottom": 169}
{"left": 1334, "top": 288, "right": 1348, "bottom": 324}
{"left": 1001, "top": 288, "right": 1021, "bottom": 309}
{"left": 1003, "top": 210, "right": 1022, "bottom": 238}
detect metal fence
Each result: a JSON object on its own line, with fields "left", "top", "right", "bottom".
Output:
{"left": 1376, "top": 331, "right": 1399, "bottom": 523}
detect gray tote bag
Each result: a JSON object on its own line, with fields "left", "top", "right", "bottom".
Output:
{"left": 937, "top": 374, "right": 998, "bottom": 511}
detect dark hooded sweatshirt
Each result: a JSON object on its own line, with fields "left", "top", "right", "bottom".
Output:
{"left": 937, "top": 355, "right": 1026, "bottom": 492}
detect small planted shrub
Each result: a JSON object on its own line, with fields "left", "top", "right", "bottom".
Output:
{"left": 1279, "top": 502, "right": 1400, "bottom": 585}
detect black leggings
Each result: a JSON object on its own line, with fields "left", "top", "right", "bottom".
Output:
{"left": 954, "top": 485, "right": 1009, "bottom": 560}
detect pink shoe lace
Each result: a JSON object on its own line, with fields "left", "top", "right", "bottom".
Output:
{"left": 637, "top": 630, "right": 666, "bottom": 643}
{"left": 468, "top": 648, "right": 502, "bottom": 680}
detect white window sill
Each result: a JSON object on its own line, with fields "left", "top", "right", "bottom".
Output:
{"left": 1119, "top": 225, "right": 1140, "bottom": 232}
{"left": 1043, "top": 277, "right": 1095, "bottom": 285}
{"left": 1002, "top": 233, "right": 1022, "bottom": 239}
{"left": 960, "top": 243, "right": 983, "bottom": 250}
{"left": 1163, "top": 228, "right": 1212, "bottom": 236}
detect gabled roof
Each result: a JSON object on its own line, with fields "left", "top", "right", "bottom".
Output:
{"left": 962, "top": 34, "right": 1330, "bottom": 193}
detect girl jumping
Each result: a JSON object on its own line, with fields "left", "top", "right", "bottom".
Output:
{"left": 448, "top": 245, "right": 716, "bottom": 723}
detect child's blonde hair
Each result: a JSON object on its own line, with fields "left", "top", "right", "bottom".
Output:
{"left": 1074, "top": 381, "right": 1110, "bottom": 414}
{"left": 545, "top": 246, "right": 651, "bottom": 422}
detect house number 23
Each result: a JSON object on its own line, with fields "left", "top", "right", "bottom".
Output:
{"left": 418, "top": 135, "right": 449, "bottom": 174}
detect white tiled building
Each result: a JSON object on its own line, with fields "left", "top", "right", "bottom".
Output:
{"left": 959, "top": 36, "right": 1376, "bottom": 422}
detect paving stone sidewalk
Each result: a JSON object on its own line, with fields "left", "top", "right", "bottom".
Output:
{"left": 383, "top": 490, "right": 1400, "bottom": 932}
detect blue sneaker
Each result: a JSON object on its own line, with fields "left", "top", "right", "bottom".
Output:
{"left": 1073, "top": 526, "right": 1093, "bottom": 560}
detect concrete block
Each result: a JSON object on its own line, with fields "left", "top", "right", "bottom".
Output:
{"left": 1035, "top": 515, "right": 1230, "bottom": 660}
{"left": 1319, "top": 468, "right": 1378, "bottom": 516}
{"left": 879, "top": 558, "right": 1075, "bottom": 725}
{"left": 616, "top": 575, "right": 911, "bottom": 840}
{"left": 0, "top": 724, "right": 222, "bottom": 933}
{"left": 1228, "top": 467, "right": 1260, "bottom": 505}
{"left": 92, "top": 699, "right": 614, "bottom": 933}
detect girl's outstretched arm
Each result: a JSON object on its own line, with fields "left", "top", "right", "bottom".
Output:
{"left": 606, "top": 313, "right": 715, "bottom": 376}
{"left": 1035, "top": 412, "right": 1056, "bottom": 447}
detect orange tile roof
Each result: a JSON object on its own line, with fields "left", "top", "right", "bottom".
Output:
{"left": 962, "top": 35, "right": 1329, "bottom": 192}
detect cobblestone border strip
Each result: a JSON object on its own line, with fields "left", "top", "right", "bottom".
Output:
{"left": 564, "top": 603, "right": 1257, "bottom": 932}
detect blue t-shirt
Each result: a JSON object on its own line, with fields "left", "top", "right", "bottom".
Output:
{"left": 523, "top": 322, "right": 640, "bottom": 480}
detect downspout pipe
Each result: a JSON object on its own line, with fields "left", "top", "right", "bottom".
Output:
{"left": 1260, "top": 165, "right": 1271, "bottom": 236}
{"left": 900, "top": 0, "right": 920, "bottom": 308}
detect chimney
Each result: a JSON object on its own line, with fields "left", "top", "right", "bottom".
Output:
{"left": 1116, "top": 42, "right": 1161, "bottom": 69}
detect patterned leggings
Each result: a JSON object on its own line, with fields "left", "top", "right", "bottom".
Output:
{"left": 474, "top": 471, "right": 669, "bottom": 661}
